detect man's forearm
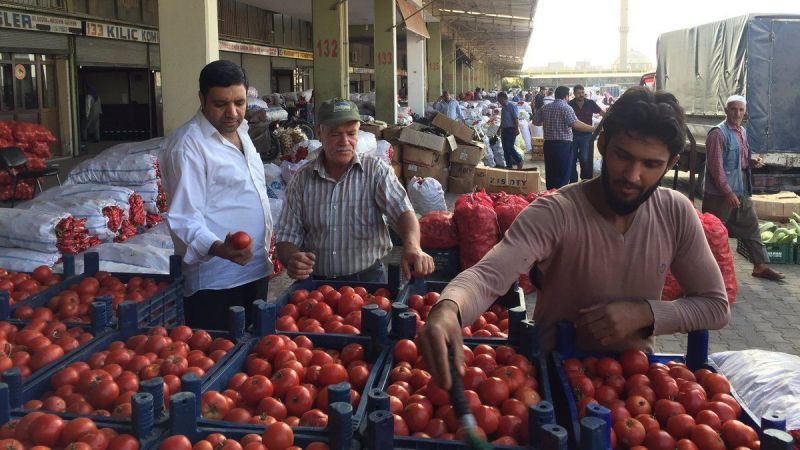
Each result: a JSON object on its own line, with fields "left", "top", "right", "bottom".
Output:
{"left": 572, "top": 121, "right": 594, "bottom": 133}
{"left": 396, "top": 211, "right": 422, "bottom": 250}
{"left": 276, "top": 242, "right": 302, "bottom": 266}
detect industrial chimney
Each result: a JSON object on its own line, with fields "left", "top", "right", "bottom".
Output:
{"left": 619, "top": 0, "right": 629, "bottom": 71}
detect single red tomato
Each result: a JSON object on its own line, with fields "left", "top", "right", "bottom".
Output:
{"left": 230, "top": 231, "right": 252, "bottom": 250}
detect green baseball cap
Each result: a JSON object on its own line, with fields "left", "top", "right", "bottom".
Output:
{"left": 317, "top": 98, "right": 361, "bottom": 127}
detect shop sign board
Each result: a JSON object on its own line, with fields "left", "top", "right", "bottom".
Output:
{"left": 85, "top": 20, "right": 159, "bottom": 43}
{"left": 279, "top": 48, "right": 313, "bottom": 60}
{"left": 0, "top": 8, "right": 81, "bottom": 34}
{"left": 220, "top": 40, "right": 278, "bottom": 56}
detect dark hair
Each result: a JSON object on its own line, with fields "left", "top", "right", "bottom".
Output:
{"left": 601, "top": 86, "right": 687, "bottom": 157}
{"left": 498, "top": 91, "right": 508, "bottom": 100}
{"left": 573, "top": 84, "right": 585, "bottom": 92}
{"left": 199, "top": 60, "right": 248, "bottom": 97}
{"left": 555, "top": 86, "right": 569, "bottom": 99}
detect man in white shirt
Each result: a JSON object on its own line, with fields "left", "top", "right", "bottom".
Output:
{"left": 433, "top": 91, "right": 465, "bottom": 121}
{"left": 161, "top": 60, "right": 273, "bottom": 330}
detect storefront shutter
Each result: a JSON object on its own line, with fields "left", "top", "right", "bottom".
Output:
{"left": 76, "top": 37, "right": 148, "bottom": 67}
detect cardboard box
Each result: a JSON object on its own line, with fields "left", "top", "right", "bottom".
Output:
{"left": 448, "top": 176, "right": 476, "bottom": 194}
{"left": 752, "top": 192, "right": 800, "bottom": 221}
{"left": 432, "top": 112, "right": 475, "bottom": 144}
{"left": 383, "top": 126, "right": 405, "bottom": 141}
{"left": 403, "top": 161, "right": 447, "bottom": 181}
{"left": 360, "top": 122, "right": 386, "bottom": 139}
{"left": 391, "top": 161, "right": 403, "bottom": 181}
{"left": 451, "top": 142, "right": 484, "bottom": 166}
{"left": 403, "top": 146, "right": 447, "bottom": 167}
{"left": 474, "top": 166, "right": 545, "bottom": 194}
{"left": 449, "top": 163, "right": 476, "bottom": 179}
{"left": 399, "top": 126, "right": 457, "bottom": 154}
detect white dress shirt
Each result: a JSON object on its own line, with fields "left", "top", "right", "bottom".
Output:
{"left": 161, "top": 111, "right": 273, "bottom": 296}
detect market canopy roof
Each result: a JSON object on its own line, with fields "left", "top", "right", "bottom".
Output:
{"left": 240, "top": 0, "right": 537, "bottom": 71}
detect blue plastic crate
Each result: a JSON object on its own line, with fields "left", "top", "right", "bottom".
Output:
{"left": 359, "top": 325, "right": 552, "bottom": 449}
{"left": 168, "top": 391, "right": 349, "bottom": 450}
{"left": 550, "top": 321, "right": 769, "bottom": 450}
{"left": 2, "top": 252, "right": 184, "bottom": 329}
{"left": 270, "top": 264, "right": 401, "bottom": 337}
{"left": 424, "top": 248, "right": 461, "bottom": 280}
{"left": 190, "top": 330, "right": 390, "bottom": 436}
{"left": 391, "top": 277, "right": 526, "bottom": 343}
{"left": 0, "top": 303, "right": 249, "bottom": 426}
{"left": 0, "top": 383, "right": 166, "bottom": 449}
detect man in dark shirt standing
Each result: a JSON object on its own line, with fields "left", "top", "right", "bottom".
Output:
{"left": 533, "top": 86, "right": 546, "bottom": 112}
{"left": 568, "top": 84, "right": 604, "bottom": 181}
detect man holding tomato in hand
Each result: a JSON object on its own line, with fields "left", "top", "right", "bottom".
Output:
{"left": 419, "top": 87, "right": 731, "bottom": 390}
{"left": 161, "top": 61, "right": 273, "bottom": 330}
{"left": 276, "top": 98, "right": 435, "bottom": 282}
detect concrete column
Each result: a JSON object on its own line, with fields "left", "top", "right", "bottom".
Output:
{"left": 455, "top": 62, "right": 463, "bottom": 96}
{"left": 373, "top": 0, "right": 397, "bottom": 123}
{"left": 406, "top": 32, "right": 426, "bottom": 115}
{"left": 158, "top": 0, "right": 219, "bottom": 135}
{"left": 441, "top": 38, "right": 455, "bottom": 94}
{"left": 313, "top": 0, "right": 349, "bottom": 113}
{"left": 426, "top": 22, "right": 442, "bottom": 102}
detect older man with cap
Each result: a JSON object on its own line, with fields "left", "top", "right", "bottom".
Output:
{"left": 276, "top": 98, "right": 435, "bottom": 282}
{"left": 703, "top": 94, "right": 784, "bottom": 281}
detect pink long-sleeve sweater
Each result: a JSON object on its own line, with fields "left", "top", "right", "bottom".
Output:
{"left": 442, "top": 183, "right": 730, "bottom": 352}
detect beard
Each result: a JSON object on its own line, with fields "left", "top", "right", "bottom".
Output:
{"left": 600, "top": 160, "right": 664, "bottom": 216}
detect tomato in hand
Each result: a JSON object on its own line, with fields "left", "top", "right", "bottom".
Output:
{"left": 230, "top": 231, "right": 252, "bottom": 250}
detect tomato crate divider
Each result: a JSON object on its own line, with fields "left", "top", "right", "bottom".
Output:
{"left": 359, "top": 322, "right": 556, "bottom": 450}
{"left": 191, "top": 315, "right": 391, "bottom": 437}
{"left": 0, "top": 303, "right": 250, "bottom": 426}
{"left": 0, "top": 382, "right": 167, "bottom": 449}
{"left": 168, "top": 391, "right": 350, "bottom": 450}
{"left": 1, "top": 252, "right": 185, "bottom": 329}
{"left": 550, "top": 321, "right": 770, "bottom": 450}
{"left": 269, "top": 263, "right": 400, "bottom": 338}
{"left": 391, "top": 277, "right": 526, "bottom": 343}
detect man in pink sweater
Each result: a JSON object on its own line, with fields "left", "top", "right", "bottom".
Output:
{"left": 419, "top": 87, "right": 731, "bottom": 390}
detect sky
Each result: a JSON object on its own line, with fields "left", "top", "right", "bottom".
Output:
{"left": 523, "top": 0, "right": 800, "bottom": 69}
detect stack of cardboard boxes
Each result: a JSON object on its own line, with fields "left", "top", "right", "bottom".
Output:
{"left": 398, "top": 122, "right": 457, "bottom": 189}
{"left": 532, "top": 137, "right": 545, "bottom": 161}
{"left": 430, "top": 113, "right": 485, "bottom": 194}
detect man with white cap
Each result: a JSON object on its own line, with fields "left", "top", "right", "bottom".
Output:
{"left": 703, "top": 94, "right": 784, "bottom": 281}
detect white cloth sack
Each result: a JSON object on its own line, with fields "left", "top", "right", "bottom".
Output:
{"left": 0, "top": 209, "right": 71, "bottom": 253}
{"left": 71, "top": 243, "right": 172, "bottom": 274}
{"left": 362, "top": 139, "right": 392, "bottom": 165}
{"left": 100, "top": 138, "right": 165, "bottom": 158}
{"left": 35, "top": 183, "right": 135, "bottom": 207}
{"left": 406, "top": 177, "right": 447, "bottom": 216}
{"left": 492, "top": 138, "right": 506, "bottom": 167}
{"left": 263, "top": 163, "right": 285, "bottom": 200}
{"left": 67, "top": 152, "right": 160, "bottom": 186}
{"left": 0, "top": 247, "right": 61, "bottom": 272}
{"left": 124, "top": 223, "right": 174, "bottom": 250}
{"left": 280, "top": 159, "right": 311, "bottom": 185}
{"left": 711, "top": 350, "right": 800, "bottom": 432}
{"left": 355, "top": 130, "right": 378, "bottom": 156}
{"left": 532, "top": 125, "right": 544, "bottom": 138}
{"left": 18, "top": 197, "right": 125, "bottom": 242}
{"left": 121, "top": 181, "right": 162, "bottom": 214}
{"left": 270, "top": 198, "right": 284, "bottom": 228}
{"left": 520, "top": 121, "right": 533, "bottom": 152}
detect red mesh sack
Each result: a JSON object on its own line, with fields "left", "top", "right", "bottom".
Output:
{"left": 102, "top": 206, "right": 124, "bottom": 232}
{"left": 454, "top": 192, "right": 500, "bottom": 270}
{"left": 660, "top": 211, "right": 737, "bottom": 304}
{"left": 128, "top": 194, "right": 146, "bottom": 227}
{"left": 495, "top": 195, "right": 529, "bottom": 234}
{"left": 419, "top": 211, "right": 458, "bottom": 250}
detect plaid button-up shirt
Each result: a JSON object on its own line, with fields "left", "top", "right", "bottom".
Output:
{"left": 276, "top": 153, "right": 413, "bottom": 277}
{"left": 534, "top": 99, "right": 579, "bottom": 141}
